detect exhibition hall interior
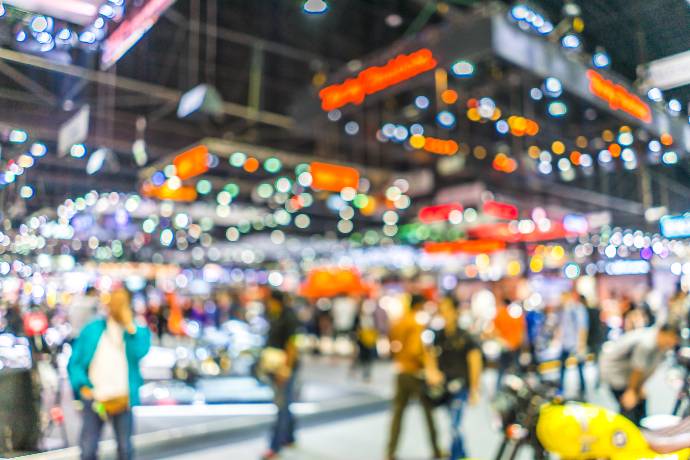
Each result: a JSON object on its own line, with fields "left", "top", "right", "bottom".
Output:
{"left": 0, "top": 0, "right": 690, "bottom": 459}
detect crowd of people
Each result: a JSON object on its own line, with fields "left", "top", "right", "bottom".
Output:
{"left": 2, "top": 277, "right": 689, "bottom": 460}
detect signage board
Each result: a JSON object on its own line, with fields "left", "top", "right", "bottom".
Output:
{"left": 660, "top": 214, "right": 690, "bottom": 239}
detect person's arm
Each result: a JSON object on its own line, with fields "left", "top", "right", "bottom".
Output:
{"left": 67, "top": 326, "right": 94, "bottom": 399}
{"left": 423, "top": 339, "right": 444, "bottom": 386}
{"left": 467, "top": 348, "right": 483, "bottom": 404}
{"left": 125, "top": 325, "right": 151, "bottom": 361}
{"left": 621, "top": 342, "right": 653, "bottom": 409}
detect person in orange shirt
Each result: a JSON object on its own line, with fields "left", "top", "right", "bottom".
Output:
{"left": 386, "top": 294, "right": 442, "bottom": 460}
{"left": 491, "top": 298, "right": 526, "bottom": 391}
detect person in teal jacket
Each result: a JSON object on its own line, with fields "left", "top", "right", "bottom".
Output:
{"left": 68, "top": 288, "right": 151, "bottom": 460}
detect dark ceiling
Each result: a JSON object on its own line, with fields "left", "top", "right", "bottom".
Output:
{"left": 0, "top": 0, "right": 688, "bottom": 231}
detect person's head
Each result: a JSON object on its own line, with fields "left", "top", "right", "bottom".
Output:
{"left": 85, "top": 286, "right": 97, "bottom": 297}
{"left": 409, "top": 294, "right": 426, "bottom": 312}
{"left": 579, "top": 294, "right": 588, "bottom": 307}
{"left": 657, "top": 322, "right": 681, "bottom": 350}
{"left": 267, "top": 290, "right": 285, "bottom": 316}
{"left": 107, "top": 288, "right": 131, "bottom": 323}
{"left": 439, "top": 297, "right": 459, "bottom": 329}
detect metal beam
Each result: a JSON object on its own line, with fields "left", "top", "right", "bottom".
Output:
{"left": 0, "top": 48, "right": 295, "bottom": 129}
{"left": 0, "top": 60, "right": 57, "bottom": 105}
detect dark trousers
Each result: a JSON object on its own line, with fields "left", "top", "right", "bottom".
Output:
{"left": 79, "top": 403, "right": 133, "bottom": 460}
{"left": 559, "top": 349, "right": 586, "bottom": 395}
{"left": 447, "top": 390, "right": 468, "bottom": 460}
{"left": 270, "top": 372, "right": 297, "bottom": 453}
{"left": 611, "top": 387, "right": 647, "bottom": 426}
{"left": 496, "top": 350, "right": 520, "bottom": 391}
{"left": 387, "top": 373, "right": 440, "bottom": 458}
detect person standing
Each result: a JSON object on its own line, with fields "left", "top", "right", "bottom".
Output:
{"left": 386, "top": 294, "right": 442, "bottom": 460}
{"left": 430, "top": 298, "right": 482, "bottom": 460}
{"left": 557, "top": 292, "right": 589, "bottom": 396}
{"left": 491, "top": 299, "right": 526, "bottom": 391}
{"left": 262, "top": 290, "right": 300, "bottom": 460}
{"left": 599, "top": 323, "right": 680, "bottom": 425}
{"left": 351, "top": 299, "right": 379, "bottom": 382}
{"left": 68, "top": 288, "right": 151, "bottom": 460}
{"left": 68, "top": 287, "right": 100, "bottom": 340}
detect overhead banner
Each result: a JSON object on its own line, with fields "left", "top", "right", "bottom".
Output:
{"left": 101, "top": 0, "right": 176, "bottom": 69}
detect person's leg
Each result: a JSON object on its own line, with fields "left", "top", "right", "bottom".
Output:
{"left": 448, "top": 391, "right": 468, "bottom": 460}
{"left": 496, "top": 351, "right": 509, "bottom": 392}
{"left": 284, "top": 372, "right": 297, "bottom": 446}
{"left": 79, "top": 403, "right": 104, "bottom": 460}
{"left": 111, "top": 410, "right": 134, "bottom": 460}
{"left": 576, "top": 358, "right": 587, "bottom": 395}
{"left": 415, "top": 377, "right": 441, "bottom": 458}
{"left": 387, "top": 373, "right": 412, "bottom": 459}
{"left": 269, "top": 377, "right": 292, "bottom": 452}
{"left": 559, "top": 349, "right": 569, "bottom": 393}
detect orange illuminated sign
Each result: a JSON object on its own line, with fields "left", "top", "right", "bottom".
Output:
{"left": 586, "top": 70, "right": 652, "bottom": 123}
{"left": 173, "top": 145, "right": 209, "bottom": 180}
{"left": 319, "top": 49, "right": 437, "bottom": 111}
{"left": 310, "top": 162, "right": 360, "bottom": 192}
{"left": 424, "top": 137, "right": 458, "bottom": 155}
{"left": 142, "top": 182, "right": 197, "bottom": 202}
{"left": 424, "top": 240, "right": 506, "bottom": 254}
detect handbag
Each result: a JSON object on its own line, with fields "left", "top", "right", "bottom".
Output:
{"left": 101, "top": 395, "right": 130, "bottom": 416}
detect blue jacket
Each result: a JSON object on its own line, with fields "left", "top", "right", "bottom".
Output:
{"left": 68, "top": 318, "right": 151, "bottom": 406}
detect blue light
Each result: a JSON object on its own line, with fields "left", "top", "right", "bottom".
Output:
{"left": 393, "top": 125, "right": 409, "bottom": 142}
{"left": 30, "top": 143, "right": 47, "bottom": 157}
{"left": 530, "top": 88, "right": 543, "bottom": 100}
{"left": 538, "top": 21, "right": 554, "bottom": 34}
{"left": 16, "top": 30, "right": 27, "bottom": 42}
{"left": 70, "top": 144, "right": 87, "bottom": 158}
{"left": 450, "top": 60, "right": 474, "bottom": 77}
{"left": 436, "top": 111, "right": 456, "bottom": 128}
{"left": 414, "top": 95, "right": 430, "bottom": 110}
{"left": 547, "top": 101, "right": 567, "bottom": 117}
{"left": 410, "top": 123, "right": 424, "bottom": 136}
{"left": 79, "top": 31, "right": 96, "bottom": 44}
{"left": 382, "top": 123, "right": 396, "bottom": 138}
{"left": 0, "top": 4, "right": 5, "bottom": 17}
{"left": 31, "top": 16, "right": 49, "bottom": 33}
{"left": 36, "top": 32, "right": 52, "bottom": 44}
{"left": 647, "top": 87, "right": 663, "bottom": 102}
{"left": 496, "top": 120, "right": 509, "bottom": 134}
{"left": 510, "top": 5, "right": 529, "bottom": 20}
{"left": 543, "top": 77, "right": 562, "bottom": 97}
{"left": 592, "top": 51, "right": 610, "bottom": 68}
{"left": 152, "top": 171, "right": 166, "bottom": 186}
{"left": 662, "top": 151, "right": 678, "bottom": 165}
{"left": 344, "top": 121, "right": 359, "bottom": 135}
{"left": 303, "top": 0, "right": 328, "bottom": 14}
{"left": 9, "top": 130, "right": 28, "bottom": 143}
{"left": 94, "top": 17, "right": 105, "bottom": 29}
{"left": 561, "top": 34, "right": 581, "bottom": 49}
{"left": 99, "top": 4, "right": 115, "bottom": 18}
{"left": 109, "top": 0, "right": 125, "bottom": 5}
{"left": 57, "top": 28, "right": 72, "bottom": 41}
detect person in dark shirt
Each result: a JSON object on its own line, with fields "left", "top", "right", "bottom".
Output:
{"left": 430, "top": 298, "right": 483, "bottom": 460}
{"left": 262, "top": 290, "right": 300, "bottom": 460}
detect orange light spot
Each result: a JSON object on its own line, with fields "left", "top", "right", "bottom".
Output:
{"left": 467, "top": 108, "right": 481, "bottom": 121}
{"left": 310, "top": 162, "right": 360, "bottom": 192}
{"left": 441, "top": 89, "right": 458, "bottom": 104}
{"left": 576, "top": 136, "right": 588, "bottom": 148}
{"left": 661, "top": 133, "right": 673, "bottom": 146}
{"left": 609, "top": 143, "right": 621, "bottom": 157}
{"left": 243, "top": 157, "right": 260, "bottom": 173}
{"left": 423, "top": 137, "right": 459, "bottom": 155}
{"left": 466, "top": 98, "right": 478, "bottom": 108}
{"left": 173, "top": 145, "right": 209, "bottom": 180}
{"left": 528, "top": 146, "right": 541, "bottom": 159}
{"left": 552, "top": 141, "right": 565, "bottom": 155}
{"left": 570, "top": 150, "right": 582, "bottom": 165}
{"left": 586, "top": 70, "right": 652, "bottom": 123}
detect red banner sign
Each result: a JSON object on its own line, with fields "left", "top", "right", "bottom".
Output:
{"left": 419, "top": 203, "right": 463, "bottom": 223}
{"left": 587, "top": 70, "right": 652, "bottom": 123}
{"left": 319, "top": 49, "right": 437, "bottom": 111}
{"left": 483, "top": 200, "right": 518, "bottom": 220}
